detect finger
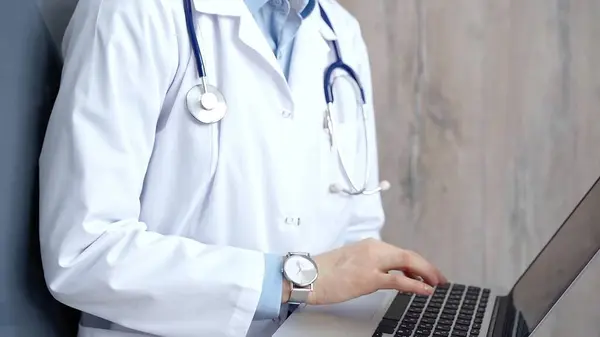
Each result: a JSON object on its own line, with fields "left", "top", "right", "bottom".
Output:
{"left": 405, "top": 271, "right": 450, "bottom": 291}
{"left": 403, "top": 271, "right": 423, "bottom": 281}
{"left": 380, "top": 273, "right": 434, "bottom": 296}
{"left": 385, "top": 249, "right": 443, "bottom": 286}
{"left": 405, "top": 251, "right": 447, "bottom": 286}
{"left": 438, "top": 272, "right": 449, "bottom": 285}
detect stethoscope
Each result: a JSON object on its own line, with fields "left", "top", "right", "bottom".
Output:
{"left": 183, "top": 0, "right": 390, "bottom": 196}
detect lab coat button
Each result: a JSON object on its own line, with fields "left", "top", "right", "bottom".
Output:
{"left": 284, "top": 217, "right": 300, "bottom": 226}
{"left": 281, "top": 109, "right": 293, "bottom": 119}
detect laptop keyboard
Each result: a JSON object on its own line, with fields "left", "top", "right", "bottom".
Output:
{"left": 373, "top": 283, "right": 491, "bottom": 337}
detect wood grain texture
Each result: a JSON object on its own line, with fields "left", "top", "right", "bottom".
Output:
{"left": 338, "top": 0, "right": 600, "bottom": 336}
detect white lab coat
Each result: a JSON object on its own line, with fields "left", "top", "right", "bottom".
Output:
{"left": 38, "top": 0, "right": 385, "bottom": 336}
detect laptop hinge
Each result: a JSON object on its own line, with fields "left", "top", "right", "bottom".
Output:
{"left": 487, "top": 295, "right": 515, "bottom": 337}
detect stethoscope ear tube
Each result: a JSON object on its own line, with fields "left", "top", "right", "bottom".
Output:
{"left": 183, "top": 0, "right": 207, "bottom": 79}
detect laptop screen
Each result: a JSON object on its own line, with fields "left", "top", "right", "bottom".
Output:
{"left": 509, "top": 176, "right": 600, "bottom": 335}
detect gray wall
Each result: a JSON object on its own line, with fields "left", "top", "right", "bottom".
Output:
{"left": 339, "top": 0, "right": 600, "bottom": 336}
{"left": 0, "top": 0, "right": 79, "bottom": 336}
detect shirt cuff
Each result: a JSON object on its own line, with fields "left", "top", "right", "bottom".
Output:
{"left": 253, "top": 253, "right": 284, "bottom": 320}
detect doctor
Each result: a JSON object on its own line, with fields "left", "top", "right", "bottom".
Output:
{"left": 39, "top": 0, "right": 446, "bottom": 336}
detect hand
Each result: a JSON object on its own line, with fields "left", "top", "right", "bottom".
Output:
{"left": 281, "top": 238, "right": 447, "bottom": 305}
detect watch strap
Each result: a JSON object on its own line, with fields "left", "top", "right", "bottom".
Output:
{"left": 288, "top": 283, "right": 312, "bottom": 305}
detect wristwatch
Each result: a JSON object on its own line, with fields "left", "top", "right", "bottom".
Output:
{"left": 282, "top": 252, "right": 319, "bottom": 304}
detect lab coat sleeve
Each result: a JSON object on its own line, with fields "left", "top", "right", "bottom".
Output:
{"left": 253, "top": 254, "right": 284, "bottom": 320}
{"left": 38, "top": 1, "right": 264, "bottom": 336}
{"left": 343, "top": 25, "right": 386, "bottom": 244}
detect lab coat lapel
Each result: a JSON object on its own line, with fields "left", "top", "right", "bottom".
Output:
{"left": 192, "top": 0, "right": 246, "bottom": 16}
{"left": 287, "top": 8, "right": 335, "bottom": 106}
{"left": 193, "top": 0, "right": 288, "bottom": 86}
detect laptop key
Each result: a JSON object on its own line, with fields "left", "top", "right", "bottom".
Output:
{"left": 405, "top": 312, "right": 421, "bottom": 319}
{"left": 433, "top": 331, "right": 450, "bottom": 336}
{"left": 416, "top": 328, "right": 431, "bottom": 335}
{"left": 436, "top": 325, "right": 451, "bottom": 331}
{"left": 403, "top": 317, "right": 418, "bottom": 324}
{"left": 427, "top": 308, "right": 441, "bottom": 315}
{"left": 379, "top": 318, "right": 398, "bottom": 326}
{"left": 438, "top": 319, "right": 453, "bottom": 326}
{"left": 454, "top": 325, "right": 469, "bottom": 332}
{"left": 399, "top": 322, "right": 415, "bottom": 330}
{"left": 384, "top": 293, "right": 412, "bottom": 321}
{"left": 456, "top": 319, "right": 470, "bottom": 326}
{"left": 409, "top": 308, "right": 424, "bottom": 315}
{"left": 377, "top": 322, "right": 397, "bottom": 334}
{"left": 419, "top": 323, "right": 434, "bottom": 330}
{"left": 451, "top": 331, "right": 467, "bottom": 337}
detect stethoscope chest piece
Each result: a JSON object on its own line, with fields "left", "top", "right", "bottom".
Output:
{"left": 186, "top": 83, "right": 227, "bottom": 124}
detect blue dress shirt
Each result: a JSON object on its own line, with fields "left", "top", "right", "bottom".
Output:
{"left": 245, "top": 0, "right": 316, "bottom": 79}
{"left": 244, "top": 0, "right": 316, "bottom": 320}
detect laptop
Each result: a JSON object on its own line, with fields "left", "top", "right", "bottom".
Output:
{"left": 275, "top": 175, "right": 600, "bottom": 337}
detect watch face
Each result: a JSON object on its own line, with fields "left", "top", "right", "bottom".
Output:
{"left": 283, "top": 255, "right": 318, "bottom": 287}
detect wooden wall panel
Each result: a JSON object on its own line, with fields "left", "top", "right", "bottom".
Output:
{"left": 339, "top": 0, "right": 600, "bottom": 336}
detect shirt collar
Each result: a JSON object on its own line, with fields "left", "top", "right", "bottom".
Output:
{"left": 244, "top": 0, "right": 316, "bottom": 18}
{"left": 244, "top": 0, "right": 269, "bottom": 14}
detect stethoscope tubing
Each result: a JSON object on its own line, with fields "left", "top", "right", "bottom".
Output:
{"left": 183, "top": 0, "right": 384, "bottom": 196}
